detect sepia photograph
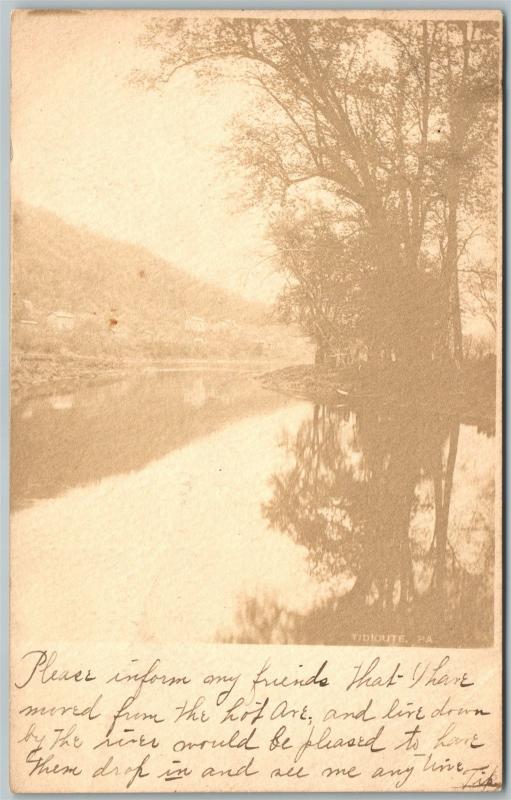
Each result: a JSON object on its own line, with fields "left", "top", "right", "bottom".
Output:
{"left": 11, "top": 8, "right": 500, "bottom": 652}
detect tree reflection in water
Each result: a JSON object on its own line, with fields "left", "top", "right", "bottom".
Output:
{"left": 228, "top": 403, "right": 494, "bottom": 647}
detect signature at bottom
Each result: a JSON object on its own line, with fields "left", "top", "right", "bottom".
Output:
{"left": 455, "top": 765, "right": 500, "bottom": 791}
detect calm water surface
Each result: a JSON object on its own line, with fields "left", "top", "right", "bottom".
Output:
{"left": 11, "top": 369, "right": 495, "bottom": 647}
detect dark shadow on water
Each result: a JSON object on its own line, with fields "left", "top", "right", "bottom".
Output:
{"left": 226, "top": 401, "right": 495, "bottom": 648}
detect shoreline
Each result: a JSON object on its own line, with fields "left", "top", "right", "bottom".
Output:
{"left": 258, "top": 362, "right": 496, "bottom": 425}
{"left": 12, "top": 352, "right": 496, "bottom": 429}
{"left": 259, "top": 363, "right": 357, "bottom": 404}
{"left": 10, "top": 350, "right": 288, "bottom": 404}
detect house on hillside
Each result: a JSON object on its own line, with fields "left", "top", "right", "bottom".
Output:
{"left": 212, "top": 319, "right": 237, "bottom": 333}
{"left": 20, "top": 298, "right": 34, "bottom": 317}
{"left": 47, "top": 310, "right": 75, "bottom": 332}
{"left": 13, "top": 297, "right": 38, "bottom": 325}
{"left": 254, "top": 339, "right": 268, "bottom": 356}
{"left": 78, "top": 311, "right": 98, "bottom": 322}
{"left": 12, "top": 297, "right": 39, "bottom": 347}
{"left": 184, "top": 315, "right": 207, "bottom": 334}
{"left": 49, "top": 394, "right": 74, "bottom": 411}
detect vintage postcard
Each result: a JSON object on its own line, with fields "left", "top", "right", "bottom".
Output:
{"left": 10, "top": 8, "right": 502, "bottom": 792}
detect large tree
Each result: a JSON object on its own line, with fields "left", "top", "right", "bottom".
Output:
{"left": 136, "top": 15, "right": 499, "bottom": 368}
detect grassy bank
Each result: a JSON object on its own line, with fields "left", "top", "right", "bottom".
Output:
{"left": 259, "top": 360, "right": 496, "bottom": 425}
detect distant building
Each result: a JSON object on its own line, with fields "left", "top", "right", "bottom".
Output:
{"left": 47, "top": 310, "right": 75, "bottom": 332}
{"left": 48, "top": 394, "right": 74, "bottom": 411}
{"left": 13, "top": 298, "right": 39, "bottom": 346}
{"left": 21, "top": 299, "right": 34, "bottom": 316}
{"left": 184, "top": 316, "right": 207, "bottom": 334}
{"left": 21, "top": 405, "right": 33, "bottom": 420}
{"left": 13, "top": 297, "right": 38, "bottom": 327}
{"left": 78, "top": 311, "right": 98, "bottom": 322}
{"left": 254, "top": 339, "right": 267, "bottom": 356}
{"left": 212, "top": 319, "right": 235, "bottom": 333}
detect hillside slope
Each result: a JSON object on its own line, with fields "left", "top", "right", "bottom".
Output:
{"left": 12, "top": 203, "right": 268, "bottom": 329}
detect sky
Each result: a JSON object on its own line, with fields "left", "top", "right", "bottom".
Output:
{"left": 10, "top": 10, "right": 498, "bottom": 336}
{"left": 11, "top": 10, "right": 283, "bottom": 304}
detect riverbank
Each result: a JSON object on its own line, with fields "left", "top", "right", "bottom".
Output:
{"left": 259, "top": 361, "right": 496, "bottom": 425}
{"left": 11, "top": 351, "right": 134, "bottom": 403}
{"left": 259, "top": 363, "right": 359, "bottom": 403}
{"left": 12, "top": 351, "right": 496, "bottom": 430}
{"left": 10, "top": 349, "right": 286, "bottom": 404}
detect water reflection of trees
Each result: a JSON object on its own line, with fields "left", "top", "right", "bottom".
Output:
{"left": 230, "top": 403, "right": 494, "bottom": 647}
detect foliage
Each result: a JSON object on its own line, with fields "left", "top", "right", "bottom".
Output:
{"left": 137, "top": 16, "right": 500, "bottom": 368}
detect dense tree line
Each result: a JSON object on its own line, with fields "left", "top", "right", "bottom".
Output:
{"left": 137, "top": 16, "right": 499, "bottom": 371}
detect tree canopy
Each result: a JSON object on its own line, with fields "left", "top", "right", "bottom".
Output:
{"left": 136, "top": 16, "right": 500, "bottom": 369}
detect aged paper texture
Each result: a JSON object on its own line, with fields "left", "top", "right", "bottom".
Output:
{"left": 10, "top": 8, "right": 502, "bottom": 792}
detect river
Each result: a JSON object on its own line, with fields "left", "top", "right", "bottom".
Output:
{"left": 11, "top": 368, "right": 495, "bottom": 647}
